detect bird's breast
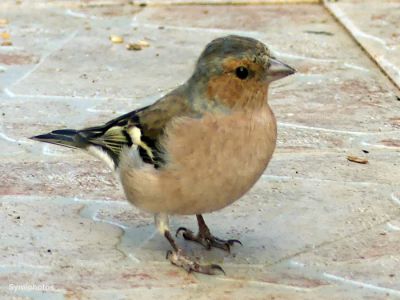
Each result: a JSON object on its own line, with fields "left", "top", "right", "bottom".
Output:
{"left": 120, "top": 106, "right": 277, "bottom": 215}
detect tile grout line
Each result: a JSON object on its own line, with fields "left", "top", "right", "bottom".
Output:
{"left": 322, "top": 0, "right": 400, "bottom": 92}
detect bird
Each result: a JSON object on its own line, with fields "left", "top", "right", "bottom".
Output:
{"left": 31, "top": 35, "right": 296, "bottom": 275}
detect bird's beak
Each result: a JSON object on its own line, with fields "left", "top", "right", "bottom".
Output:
{"left": 267, "top": 58, "right": 296, "bottom": 82}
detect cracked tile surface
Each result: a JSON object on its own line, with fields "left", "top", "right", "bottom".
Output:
{"left": 1, "top": 1, "right": 399, "bottom": 299}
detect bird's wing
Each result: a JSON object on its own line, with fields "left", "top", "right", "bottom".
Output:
{"left": 32, "top": 87, "right": 194, "bottom": 169}
{"left": 81, "top": 90, "right": 194, "bottom": 168}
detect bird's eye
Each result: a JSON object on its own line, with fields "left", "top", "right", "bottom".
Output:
{"left": 235, "top": 66, "right": 249, "bottom": 80}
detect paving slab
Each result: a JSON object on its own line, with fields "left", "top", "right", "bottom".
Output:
{"left": 1, "top": 0, "right": 321, "bottom": 8}
{"left": 0, "top": 1, "right": 400, "bottom": 299}
{"left": 324, "top": 0, "right": 400, "bottom": 89}
{"left": 4, "top": 4, "right": 398, "bottom": 131}
{"left": 293, "top": 214, "right": 400, "bottom": 298}
{"left": 0, "top": 190, "right": 398, "bottom": 299}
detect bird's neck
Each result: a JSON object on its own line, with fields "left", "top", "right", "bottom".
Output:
{"left": 207, "top": 76, "right": 269, "bottom": 111}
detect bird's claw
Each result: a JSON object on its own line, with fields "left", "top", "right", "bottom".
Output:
{"left": 175, "top": 227, "right": 189, "bottom": 237}
{"left": 175, "top": 227, "right": 242, "bottom": 252}
{"left": 166, "top": 250, "right": 225, "bottom": 275}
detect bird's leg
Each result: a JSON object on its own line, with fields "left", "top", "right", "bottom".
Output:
{"left": 176, "top": 214, "right": 242, "bottom": 252}
{"left": 154, "top": 213, "right": 224, "bottom": 275}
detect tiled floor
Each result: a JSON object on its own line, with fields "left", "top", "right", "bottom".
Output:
{"left": 0, "top": 1, "right": 399, "bottom": 299}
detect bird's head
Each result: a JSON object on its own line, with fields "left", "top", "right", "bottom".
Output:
{"left": 190, "top": 35, "right": 295, "bottom": 110}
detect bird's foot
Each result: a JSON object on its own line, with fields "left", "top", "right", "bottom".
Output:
{"left": 176, "top": 227, "right": 242, "bottom": 252}
{"left": 166, "top": 249, "right": 225, "bottom": 275}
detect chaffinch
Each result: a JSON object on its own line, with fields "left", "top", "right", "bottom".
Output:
{"left": 32, "top": 35, "right": 295, "bottom": 275}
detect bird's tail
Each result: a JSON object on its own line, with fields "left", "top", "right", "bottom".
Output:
{"left": 30, "top": 129, "right": 89, "bottom": 149}
{"left": 31, "top": 125, "right": 128, "bottom": 169}
{"left": 31, "top": 109, "right": 141, "bottom": 168}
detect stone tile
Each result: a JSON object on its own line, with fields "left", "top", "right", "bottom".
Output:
{"left": 324, "top": 0, "right": 400, "bottom": 89}
{"left": 1, "top": 0, "right": 321, "bottom": 7}
{"left": 47, "top": 282, "right": 399, "bottom": 300}
{"left": 270, "top": 150, "right": 400, "bottom": 186}
{"left": 0, "top": 197, "right": 124, "bottom": 271}
{"left": 0, "top": 0, "right": 131, "bottom": 8}
{"left": 134, "top": 4, "right": 365, "bottom": 59}
{"left": 74, "top": 177, "right": 400, "bottom": 267}
{"left": 0, "top": 6, "right": 85, "bottom": 92}
{"left": 291, "top": 216, "right": 400, "bottom": 298}
{"left": 1, "top": 1, "right": 400, "bottom": 299}
{"left": 277, "top": 124, "right": 400, "bottom": 152}
{"left": 2, "top": 98, "right": 398, "bottom": 203}
{"left": 135, "top": 4, "right": 399, "bottom": 131}
{"left": 0, "top": 160, "right": 123, "bottom": 200}
{"left": 1, "top": 95, "right": 398, "bottom": 164}
{"left": 8, "top": 22, "right": 218, "bottom": 99}
{"left": 141, "top": 0, "right": 321, "bottom": 4}
{"left": 0, "top": 183, "right": 398, "bottom": 298}
{"left": 5, "top": 4, "right": 398, "bottom": 133}
{"left": 2, "top": 143, "right": 398, "bottom": 201}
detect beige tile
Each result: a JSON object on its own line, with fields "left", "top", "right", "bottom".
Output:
{"left": 1, "top": 1, "right": 399, "bottom": 299}
{"left": 325, "top": 0, "right": 400, "bottom": 89}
